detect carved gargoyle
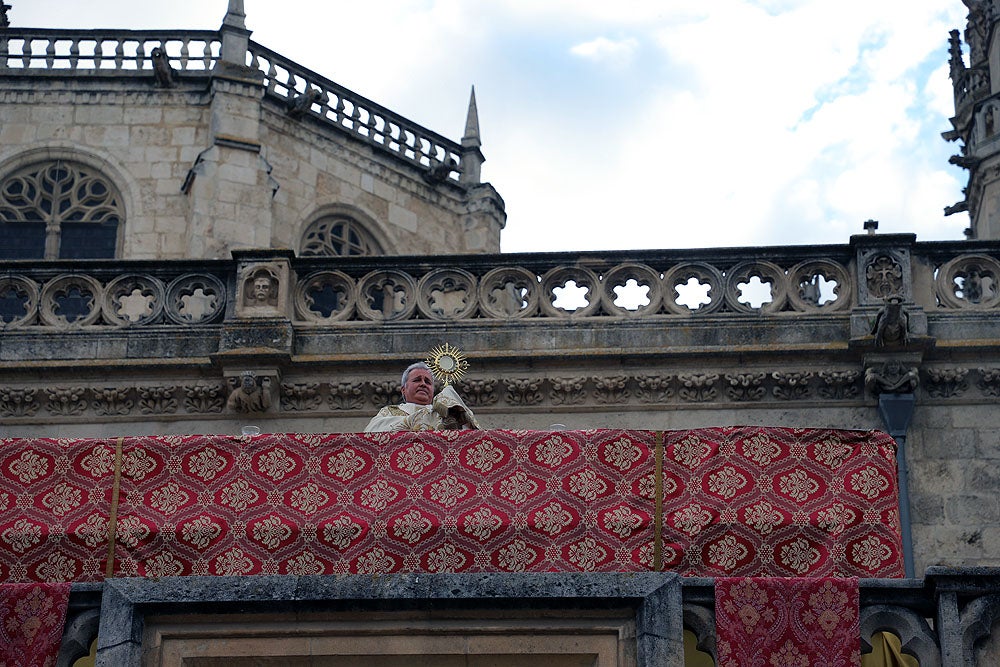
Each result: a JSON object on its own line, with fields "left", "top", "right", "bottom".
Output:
{"left": 226, "top": 371, "right": 273, "bottom": 413}
{"left": 286, "top": 88, "right": 322, "bottom": 119}
{"left": 151, "top": 48, "right": 175, "bottom": 88}
{"left": 872, "top": 297, "right": 909, "bottom": 348}
{"left": 423, "top": 157, "right": 458, "bottom": 184}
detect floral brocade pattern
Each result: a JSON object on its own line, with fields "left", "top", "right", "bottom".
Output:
{"left": 0, "top": 427, "right": 904, "bottom": 581}
{"left": 0, "top": 582, "right": 70, "bottom": 667}
{"left": 715, "top": 577, "right": 860, "bottom": 667}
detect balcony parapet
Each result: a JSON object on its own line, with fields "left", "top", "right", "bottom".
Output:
{"left": 0, "top": 241, "right": 997, "bottom": 332}
{"left": 0, "top": 28, "right": 221, "bottom": 75}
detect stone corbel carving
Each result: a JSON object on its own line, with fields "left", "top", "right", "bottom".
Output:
{"left": 226, "top": 370, "right": 276, "bottom": 413}
{"left": 865, "top": 361, "right": 919, "bottom": 396}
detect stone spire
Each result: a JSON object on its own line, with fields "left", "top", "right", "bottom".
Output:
{"left": 459, "top": 86, "right": 484, "bottom": 185}
{"left": 944, "top": 3, "right": 1000, "bottom": 238}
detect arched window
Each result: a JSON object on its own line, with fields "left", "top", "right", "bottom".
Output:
{"left": 0, "top": 160, "right": 123, "bottom": 259}
{"left": 300, "top": 214, "right": 384, "bottom": 257}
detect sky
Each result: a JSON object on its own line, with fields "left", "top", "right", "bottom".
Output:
{"left": 9, "top": 0, "right": 974, "bottom": 253}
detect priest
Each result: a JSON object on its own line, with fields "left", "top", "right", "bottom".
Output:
{"left": 364, "top": 362, "right": 479, "bottom": 432}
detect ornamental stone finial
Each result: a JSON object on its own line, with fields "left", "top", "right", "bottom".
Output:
{"left": 0, "top": 2, "right": 11, "bottom": 29}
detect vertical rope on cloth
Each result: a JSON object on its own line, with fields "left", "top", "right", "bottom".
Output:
{"left": 105, "top": 436, "right": 124, "bottom": 579}
{"left": 653, "top": 430, "right": 664, "bottom": 571}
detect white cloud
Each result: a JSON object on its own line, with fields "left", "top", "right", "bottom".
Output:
{"left": 569, "top": 37, "right": 639, "bottom": 65}
{"left": 9, "top": 0, "right": 975, "bottom": 251}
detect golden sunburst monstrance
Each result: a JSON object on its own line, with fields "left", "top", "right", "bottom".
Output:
{"left": 426, "top": 343, "right": 469, "bottom": 386}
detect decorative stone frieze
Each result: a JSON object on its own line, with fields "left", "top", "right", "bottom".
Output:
{"left": 549, "top": 378, "right": 587, "bottom": 406}
{"left": 772, "top": 372, "right": 813, "bottom": 400}
{"left": 0, "top": 388, "right": 39, "bottom": 417}
{"left": 677, "top": 374, "right": 719, "bottom": 403}
{"left": 92, "top": 387, "right": 134, "bottom": 416}
{"left": 817, "top": 371, "right": 860, "bottom": 400}
{"left": 925, "top": 368, "right": 970, "bottom": 398}
{"left": 369, "top": 380, "right": 401, "bottom": 408}
{"left": 137, "top": 387, "right": 177, "bottom": 414}
{"left": 593, "top": 375, "right": 629, "bottom": 404}
{"left": 280, "top": 383, "right": 323, "bottom": 412}
{"left": 45, "top": 388, "right": 88, "bottom": 416}
{"left": 635, "top": 375, "right": 674, "bottom": 403}
{"left": 456, "top": 379, "right": 499, "bottom": 407}
{"left": 978, "top": 368, "right": 1000, "bottom": 396}
{"left": 504, "top": 379, "right": 543, "bottom": 406}
{"left": 725, "top": 373, "right": 767, "bottom": 402}
{"left": 327, "top": 382, "right": 364, "bottom": 411}
{"left": 182, "top": 384, "right": 226, "bottom": 414}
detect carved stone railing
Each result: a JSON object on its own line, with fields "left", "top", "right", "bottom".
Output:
{"left": 247, "top": 41, "right": 463, "bottom": 178}
{"left": 0, "top": 29, "right": 464, "bottom": 181}
{"left": 1, "top": 241, "right": 998, "bottom": 331}
{"left": 0, "top": 29, "right": 220, "bottom": 73}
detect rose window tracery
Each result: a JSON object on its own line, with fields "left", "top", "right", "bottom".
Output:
{"left": 0, "top": 160, "right": 122, "bottom": 259}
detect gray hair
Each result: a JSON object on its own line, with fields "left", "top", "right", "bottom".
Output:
{"left": 401, "top": 362, "right": 432, "bottom": 388}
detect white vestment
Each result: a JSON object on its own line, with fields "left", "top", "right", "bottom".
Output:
{"left": 364, "top": 385, "right": 479, "bottom": 432}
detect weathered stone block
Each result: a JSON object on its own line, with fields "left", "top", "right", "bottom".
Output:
{"left": 945, "top": 494, "right": 1000, "bottom": 524}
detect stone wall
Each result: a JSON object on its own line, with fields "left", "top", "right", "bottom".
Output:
{"left": 0, "top": 31, "right": 505, "bottom": 260}
{"left": 2, "top": 240, "right": 999, "bottom": 573}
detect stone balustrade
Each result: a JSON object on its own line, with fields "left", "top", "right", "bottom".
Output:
{"left": 247, "top": 41, "right": 463, "bottom": 179}
{"left": 0, "top": 29, "right": 464, "bottom": 182}
{"left": 0, "top": 28, "right": 221, "bottom": 72}
{"left": 0, "top": 240, "right": 997, "bottom": 331}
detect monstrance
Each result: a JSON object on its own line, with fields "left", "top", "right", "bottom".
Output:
{"left": 426, "top": 343, "right": 469, "bottom": 387}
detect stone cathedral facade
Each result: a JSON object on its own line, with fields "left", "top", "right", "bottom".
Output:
{"left": 4, "top": 1, "right": 1000, "bottom": 664}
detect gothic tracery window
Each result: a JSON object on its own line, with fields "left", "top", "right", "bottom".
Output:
{"left": 0, "top": 160, "right": 123, "bottom": 259}
{"left": 300, "top": 214, "right": 384, "bottom": 257}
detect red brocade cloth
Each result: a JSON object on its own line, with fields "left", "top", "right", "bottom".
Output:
{"left": 715, "top": 577, "right": 861, "bottom": 667}
{"left": 0, "top": 427, "right": 904, "bottom": 581}
{"left": 0, "top": 582, "right": 70, "bottom": 667}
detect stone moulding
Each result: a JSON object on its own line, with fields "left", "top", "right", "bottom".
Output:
{"left": 93, "top": 573, "right": 685, "bottom": 666}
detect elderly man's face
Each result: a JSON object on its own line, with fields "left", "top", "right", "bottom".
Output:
{"left": 402, "top": 368, "right": 434, "bottom": 405}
